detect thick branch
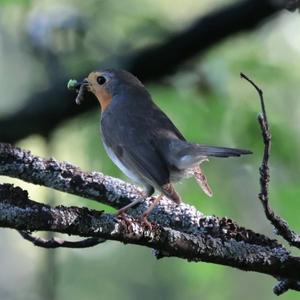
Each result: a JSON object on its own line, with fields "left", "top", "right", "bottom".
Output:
{"left": 0, "top": 143, "right": 284, "bottom": 248}
{"left": 1, "top": 183, "right": 299, "bottom": 282}
{"left": 0, "top": 143, "right": 140, "bottom": 208}
{"left": 0, "top": 0, "right": 282, "bottom": 143}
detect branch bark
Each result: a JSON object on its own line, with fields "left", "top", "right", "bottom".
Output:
{"left": 1, "top": 183, "right": 300, "bottom": 283}
{"left": 0, "top": 140, "right": 300, "bottom": 294}
{"left": 0, "top": 143, "right": 280, "bottom": 244}
{"left": 0, "top": 0, "right": 283, "bottom": 143}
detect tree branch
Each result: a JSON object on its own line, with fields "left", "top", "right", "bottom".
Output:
{"left": 241, "top": 73, "right": 300, "bottom": 249}
{"left": 1, "top": 183, "right": 300, "bottom": 283}
{"left": 0, "top": 0, "right": 283, "bottom": 143}
{"left": 0, "top": 142, "right": 139, "bottom": 209}
{"left": 0, "top": 142, "right": 289, "bottom": 248}
{"left": 274, "top": 279, "right": 300, "bottom": 295}
{"left": 18, "top": 230, "right": 106, "bottom": 249}
{"left": 0, "top": 143, "right": 272, "bottom": 250}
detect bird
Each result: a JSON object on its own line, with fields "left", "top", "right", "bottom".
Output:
{"left": 68, "top": 69, "right": 251, "bottom": 224}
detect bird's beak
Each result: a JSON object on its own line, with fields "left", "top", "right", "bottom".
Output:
{"left": 75, "top": 79, "right": 89, "bottom": 105}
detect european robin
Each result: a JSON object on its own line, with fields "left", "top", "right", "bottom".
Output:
{"left": 68, "top": 69, "right": 251, "bottom": 223}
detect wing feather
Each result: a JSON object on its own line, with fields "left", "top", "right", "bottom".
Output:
{"left": 101, "top": 104, "right": 174, "bottom": 187}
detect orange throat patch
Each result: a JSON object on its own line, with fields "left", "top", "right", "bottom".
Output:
{"left": 95, "top": 88, "right": 112, "bottom": 112}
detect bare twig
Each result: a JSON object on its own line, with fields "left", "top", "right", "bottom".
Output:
{"left": 241, "top": 73, "right": 300, "bottom": 249}
{"left": 18, "top": 230, "right": 106, "bottom": 249}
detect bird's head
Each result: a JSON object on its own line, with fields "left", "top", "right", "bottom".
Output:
{"left": 70, "top": 69, "right": 144, "bottom": 111}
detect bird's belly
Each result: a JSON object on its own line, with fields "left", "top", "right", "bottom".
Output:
{"left": 103, "top": 143, "right": 143, "bottom": 185}
{"left": 170, "top": 168, "right": 194, "bottom": 183}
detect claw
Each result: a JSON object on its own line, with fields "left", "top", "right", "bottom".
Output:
{"left": 117, "top": 212, "right": 133, "bottom": 232}
{"left": 140, "top": 214, "right": 153, "bottom": 230}
{"left": 139, "top": 194, "right": 163, "bottom": 230}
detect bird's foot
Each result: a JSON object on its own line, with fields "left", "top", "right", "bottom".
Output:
{"left": 116, "top": 197, "right": 143, "bottom": 216}
{"left": 140, "top": 214, "right": 154, "bottom": 231}
{"left": 116, "top": 212, "right": 134, "bottom": 233}
{"left": 147, "top": 196, "right": 156, "bottom": 204}
{"left": 138, "top": 193, "right": 163, "bottom": 230}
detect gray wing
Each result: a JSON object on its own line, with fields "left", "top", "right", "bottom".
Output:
{"left": 101, "top": 108, "right": 175, "bottom": 187}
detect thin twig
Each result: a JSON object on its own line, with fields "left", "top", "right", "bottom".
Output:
{"left": 240, "top": 72, "right": 269, "bottom": 129}
{"left": 18, "top": 230, "right": 106, "bottom": 249}
{"left": 241, "top": 72, "right": 300, "bottom": 249}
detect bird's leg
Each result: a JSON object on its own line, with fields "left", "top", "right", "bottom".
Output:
{"left": 115, "top": 198, "right": 143, "bottom": 232}
{"left": 141, "top": 193, "right": 163, "bottom": 229}
{"left": 116, "top": 198, "right": 143, "bottom": 215}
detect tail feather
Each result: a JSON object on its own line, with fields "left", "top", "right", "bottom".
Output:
{"left": 159, "top": 139, "right": 252, "bottom": 170}
{"left": 194, "top": 145, "right": 252, "bottom": 158}
{"left": 174, "top": 143, "right": 252, "bottom": 169}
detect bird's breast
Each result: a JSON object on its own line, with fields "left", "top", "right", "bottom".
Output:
{"left": 102, "top": 142, "right": 144, "bottom": 185}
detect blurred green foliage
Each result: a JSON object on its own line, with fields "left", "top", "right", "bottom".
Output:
{"left": 0, "top": 0, "right": 30, "bottom": 5}
{"left": 1, "top": 1, "right": 300, "bottom": 300}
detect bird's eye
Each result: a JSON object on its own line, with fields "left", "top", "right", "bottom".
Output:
{"left": 97, "top": 76, "right": 106, "bottom": 85}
